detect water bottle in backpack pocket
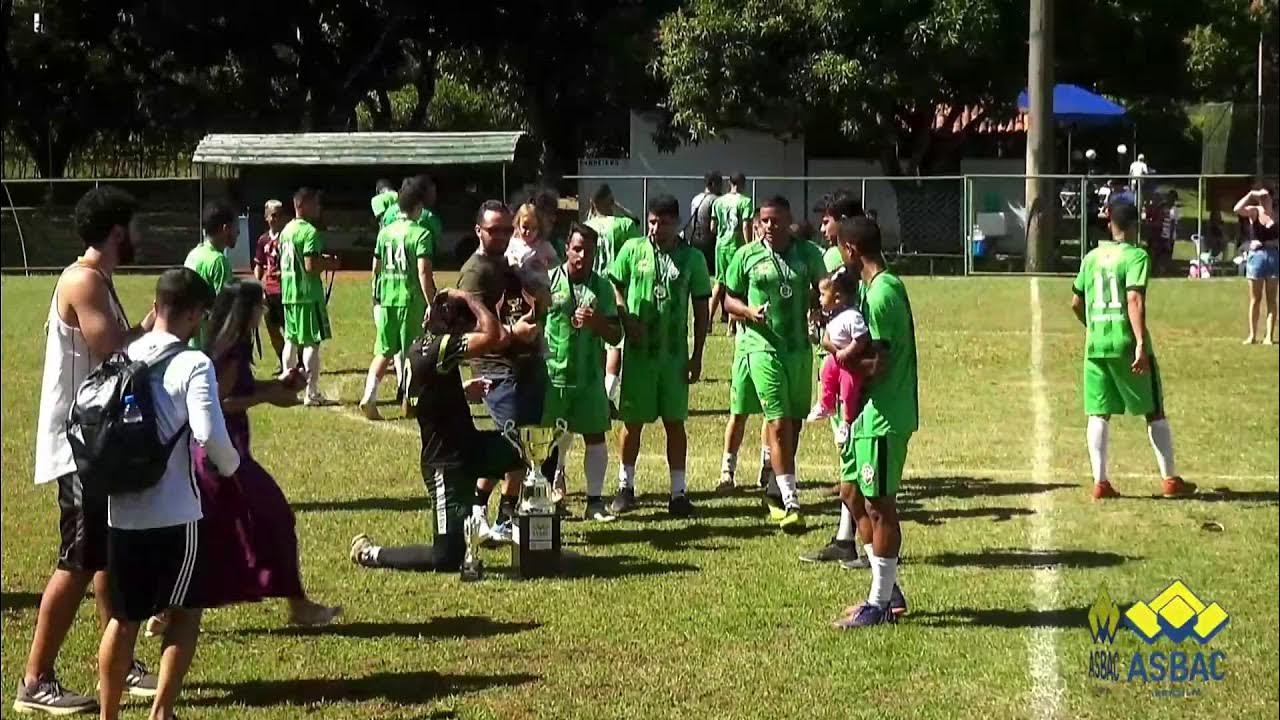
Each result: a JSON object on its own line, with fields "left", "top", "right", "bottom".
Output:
{"left": 66, "top": 342, "right": 191, "bottom": 499}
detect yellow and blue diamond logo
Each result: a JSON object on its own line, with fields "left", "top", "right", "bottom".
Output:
{"left": 1123, "top": 580, "right": 1229, "bottom": 645}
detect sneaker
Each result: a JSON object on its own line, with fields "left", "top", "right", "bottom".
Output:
{"left": 358, "top": 398, "right": 382, "bottom": 421}
{"left": 609, "top": 487, "right": 637, "bottom": 515}
{"left": 833, "top": 602, "right": 897, "bottom": 630}
{"left": 715, "top": 471, "right": 736, "bottom": 495}
{"left": 304, "top": 393, "right": 338, "bottom": 407}
{"left": 584, "top": 500, "right": 617, "bottom": 523}
{"left": 13, "top": 676, "right": 98, "bottom": 715}
{"left": 485, "top": 518, "right": 515, "bottom": 546}
{"left": 839, "top": 555, "right": 871, "bottom": 570}
{"left": 667, "top": 494, "right": 694, "bottom": 518}
{"left": 799, "top": 538, "right": 858, "bottom": 564}
{"left": 763, "top": 491, "right": 787, "bottom": 521}
{"left": 124, "top": 660, "right": 159, "bottom": 698}
{"left": 806, "top": 402, "right": 833, "bottom": 423}
{"left": 1162, "top": 476, "right": 1197, "bottom": 498}
{"left": 839, "top": 584, "right": 908, "bottom": 621}
{"left": 778, "top": 506, "right": 805, "bottom": 533}
{"left": 1092, "top": 481, "right": 1121, "bottom": 500}
{"left": 287, "top": 602, "right": 343, "bottom": 628}
{"left": 349, "top": 533, "right": 379, "bottom": 567}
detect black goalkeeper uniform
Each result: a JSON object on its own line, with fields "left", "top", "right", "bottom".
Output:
{"left": 376, "top": 332, "right": 522, "bottom": 572}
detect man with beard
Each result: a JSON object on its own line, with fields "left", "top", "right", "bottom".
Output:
{"left": 16, "top": 187, "right": 159, "bottom": 715}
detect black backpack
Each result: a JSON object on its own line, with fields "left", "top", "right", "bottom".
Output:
{"left": 66, "top": 342, "right": 191, "bottom": 499}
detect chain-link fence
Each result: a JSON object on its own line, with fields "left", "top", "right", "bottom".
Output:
{"left": 566, "top": 174, "right": 967, "bottom": 275}
{"left": 2, "top": 177, "right": 207, "bottom": 273}
{"left": 964, "top": 173, "right": 1262, "bottom": 276}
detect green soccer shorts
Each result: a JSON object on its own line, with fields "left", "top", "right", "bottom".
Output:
{"left": 1083, "top": 356, "right": 1164, "bottom": 417}
{"left": 839, "top": 433, "right": 911, "bottom": 498}
{"left": 714, "top": 242, "right": 738, "bottom": 284}
{"left": 729, "top": 350, "right": 813, "bottom": 421}
{"left": 618, "top": 354, "right": 689, "bottom": 424}
{"left": 373, "top": 302, "right": 426, "bottom": 357}
{"left": 283, "top": 302, "right": 332, "bottom": 345}
{"left": 541, "top": 383, "right": 611, "bottom": 435}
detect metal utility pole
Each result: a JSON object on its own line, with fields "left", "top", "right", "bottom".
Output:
{"left": 1257, "top": 29, "right": 1265, "bottom": 178}
{"left": 1025, "top": 0, "right": 1055, "bottom": 272}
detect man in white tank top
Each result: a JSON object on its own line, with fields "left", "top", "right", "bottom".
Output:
{"left": 14, "top": 187, "right": 158, "bottom": 716}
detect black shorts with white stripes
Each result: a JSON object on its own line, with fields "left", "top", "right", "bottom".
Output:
{"left": 106, "top": 522, "right": 204, "bottom": 622}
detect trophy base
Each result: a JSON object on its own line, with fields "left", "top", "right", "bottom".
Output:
{"left": 512, "top": 511, "right": 561, "bottom": 579}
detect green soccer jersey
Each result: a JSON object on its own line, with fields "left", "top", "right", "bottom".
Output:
{"left": 823, "top": 245, "right": 844, "bottom": 273}
{"left": 279, "top": 218, "right": 324, "bottom": 304}
{"left": 725, "top": 239, "right": 826, "bottom": 355}
{"left": 381, "top": 205, "right": 442, "bottom": 261}
{"left": 544, "top": 265, "right": 618, "bottom": 389}
{"left": 852, "top": 270, "right": 919, "bottom": 438}
{"left": 371, "top": 190, "right": 398, "bottom": 221}
{"left": 608, "top": 237, "right": 712, "bottom": 360}
{"left": 1072, "top": 241, "right": 1153, "bottom": 359}
{"left": 184, "top": 238, "right": 232, "bottom": 349}
{"left": 184, "top": 238, "right": 232, "bottom": 295}
{"left": 586, "top": 215, "right": 643, "bottom": 275}
{"left": 712, "top": 192, "right": 753, "bottom": 248}
{"left": 374, "top": 218, "right": 431, "bottom": 308}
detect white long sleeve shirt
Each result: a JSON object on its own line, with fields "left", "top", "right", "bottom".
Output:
{"left": 108, "top": 331, "right": 240, "bottom": 530}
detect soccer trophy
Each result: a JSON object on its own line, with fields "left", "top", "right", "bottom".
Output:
{"left": 502, "top": 419, "right": 569, "bottom": 578}
{"left": 460, "top": 514, "right": 484, "bottom": 582}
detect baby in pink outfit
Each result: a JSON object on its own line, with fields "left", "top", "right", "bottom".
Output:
{"left": 807, "top": 269, "right": 869, "bottom": 445}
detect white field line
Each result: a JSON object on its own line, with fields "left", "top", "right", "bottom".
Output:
{"left": 325, "top": 406, "right": 1278, "bottom": 483}
{"left": 1027, "top": 278, "right": 1064, "bottom": 719}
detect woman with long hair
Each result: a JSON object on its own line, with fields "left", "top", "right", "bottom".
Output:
{"left": 1234, "top": 185, "right": 1279, "bottom": 344}
{"left": 193, "top": 280, "right": 341, "bottom": 625}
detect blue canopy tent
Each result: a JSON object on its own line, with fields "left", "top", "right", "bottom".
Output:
{"left": 1017, "top": 83, "right": 1128, "bottom": 172}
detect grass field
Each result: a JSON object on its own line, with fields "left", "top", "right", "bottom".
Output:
{"left": 2, "top": 272, "right": 1277, "bottom": 720}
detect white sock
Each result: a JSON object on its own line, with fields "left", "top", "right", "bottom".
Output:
{"left": 721, "top": 452, "right": 738, "bottom": 474}
{"left": 776, "top": 473, "right": 798, "bottom": 508}
{"left": 869, "top": 555, "right": 899, "bottom": 608}
{"left": 361, "top": 370, "right": 380, "bottom": 404}
{"left": 282, "top": 341, "right": 298, "bottom": 375}
{"left": 1147, "top": 419, "right": 1177, "bottom": 479}
{"left": 584, "top": 442, "right": 607, "bottom": 498}
{"left": 670, "top": 469, "right": 687, "bottom": 497}
{"left": 836, "top": 504, "right": 856, "bottom": 542}
{"left": 760, "top": 446, "right": 772, "bottom": 467}
{"left": 557, "top": 435, "right": 576, "bottom": 480}
{"left": 605, "top": 373, "right": 620, "bottom": 403}
{"left": 864, "top": 543, "right": 875, "bottom": 561}
{"left": 302, "top": 345, "right": 321, "bottom": 398}
{"left": 393, "top": 353, "right": 404, "bottom": 391}
{"left": 619, "top": 464, "right": 636, "bottom": 490}
{"left": 471, "top": 504, "right": 487, "bottom": 521}
{"left": 1087, "top": 416, "right": 1110, "bottom": 485}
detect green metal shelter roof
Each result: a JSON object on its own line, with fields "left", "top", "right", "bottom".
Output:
{"left": 191, "top": 131, "right": 525, "bottom": 166}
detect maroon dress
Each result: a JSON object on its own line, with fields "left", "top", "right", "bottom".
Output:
{"left": 194, "top": 343, "right": 304, "bottom": 605}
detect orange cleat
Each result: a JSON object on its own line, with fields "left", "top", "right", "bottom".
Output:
{"left": 1161, "top": 476, "right": 1197, "bottom": 498}
{"left": 1092, "top": 481, "right": 1121, "bottom": 500}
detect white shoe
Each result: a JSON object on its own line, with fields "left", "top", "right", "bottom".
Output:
{"left": 305, "top": 393, "right": 338, "bottom": 407}
{"left": 358, "top": 398, "right": 381, "bottom": 420}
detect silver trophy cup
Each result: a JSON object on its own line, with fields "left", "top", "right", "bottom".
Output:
{"left": 461, "top": 515, "right": 484, "bottom": 582}
{"left": 501, "top": 419, "right": 569, "bottom": 514}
